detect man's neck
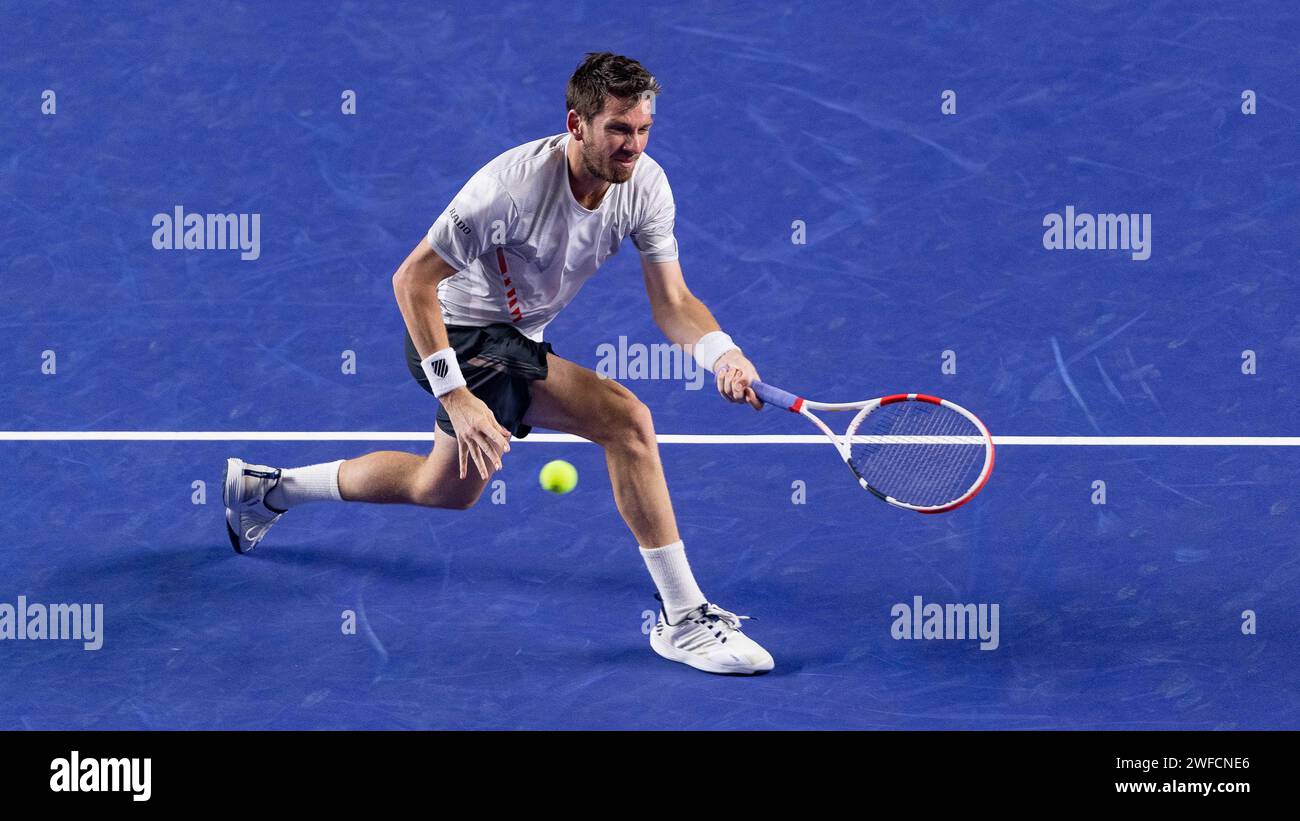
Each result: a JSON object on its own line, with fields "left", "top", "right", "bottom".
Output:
{"left": 566, "top": 137, "right": 610, "bottom": 210}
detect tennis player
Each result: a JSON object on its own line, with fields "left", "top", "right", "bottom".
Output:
{"left": 223, "top": 53, "right": 773, "bottom": 675}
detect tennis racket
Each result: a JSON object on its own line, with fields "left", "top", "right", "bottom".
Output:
{"left": 748, "top": 379, "right": 994, "bottom": 513}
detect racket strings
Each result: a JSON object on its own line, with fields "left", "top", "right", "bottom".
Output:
{"left": 891, "top": 407, "right": 982, "bottom": 503}
{"left": 849, "top": 402, "right": 986, "bottom": 507}
{"left": 903, "top": 406, "right": 976, "bottom": 500}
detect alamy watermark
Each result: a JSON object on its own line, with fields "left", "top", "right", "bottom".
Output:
{"left": 1042, "top": 206, "right": 1151, "bottom": 261}
{"left": 152, "top": 205, "right": 261, "bottom": 260}
{"left": 50, "top": 751, "right": 150, "bottom": 801}
{"left": 891, "top": 595, "right": 999, "bottom": 650}
{"left": 0, "top": 595, "right": 103, "bottom": 650}
{"left": 595, "top": 336, "right": 706, "bottom": 390}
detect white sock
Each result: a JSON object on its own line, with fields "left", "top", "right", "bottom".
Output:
{"left": 639, "top": 541, "right": 707, "bottom": 624}
{"left": 265, "top": 460, "right": 343, "bottom": 511}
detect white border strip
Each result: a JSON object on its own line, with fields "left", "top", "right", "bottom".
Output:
{"left": 1, "top": 431, "right": 1298, "bottom": 446}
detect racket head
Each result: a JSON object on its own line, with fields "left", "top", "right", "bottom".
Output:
{"left": 841, "top": 393, "right": 994, "bottom": 513}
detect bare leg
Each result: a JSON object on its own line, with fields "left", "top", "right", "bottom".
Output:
{"left": 523, "top": 354, "right": 679, "bottom": 547}
{"left": 336, "top": 425, "right": 490, "bottom": 510}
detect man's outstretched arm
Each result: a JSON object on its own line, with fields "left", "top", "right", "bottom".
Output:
{"left": 640, "top": 256, "right": 763, "bottom": 410}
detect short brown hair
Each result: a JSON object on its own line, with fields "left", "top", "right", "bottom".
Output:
{"left": 566, "top": 52, "right": 661, "bottom": 122}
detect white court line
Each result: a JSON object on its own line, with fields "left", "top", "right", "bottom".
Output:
{"left": 1, "top": 431, "right": 1299, "bottom": 446}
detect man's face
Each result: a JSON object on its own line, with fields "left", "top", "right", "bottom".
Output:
{"left": 576, "top": 95, "right": 654, "bottom": 184}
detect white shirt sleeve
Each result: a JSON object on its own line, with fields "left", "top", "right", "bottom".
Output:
{"left": 631, "top": 168, "right": 679, "bottom": 263}
{"left": 426, "top": 172, "right": 519, "bottom": 271}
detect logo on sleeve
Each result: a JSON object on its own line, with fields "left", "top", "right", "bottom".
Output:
{"left": 448, "top": 207, "right": 471, "bottom": 236}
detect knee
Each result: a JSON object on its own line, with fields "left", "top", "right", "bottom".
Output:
{"left": 625, "top": 399, "right": 657, "bottom": 450}
{"left": 595, "top": 385, "right": 657, "bottom": 452}
{"left": 428, "top": 494, "right": 480, "bottom": 511}
{"left": 410, "top": 477, "right": 484, "bottom": 511}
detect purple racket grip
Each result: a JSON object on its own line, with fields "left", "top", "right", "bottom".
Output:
{"left": 751, "top": 380, "right": 802, "bottom": 412}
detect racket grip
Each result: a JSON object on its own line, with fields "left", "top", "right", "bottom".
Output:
{"left": 751, "top": 380, "right": 802, "bottom": 412}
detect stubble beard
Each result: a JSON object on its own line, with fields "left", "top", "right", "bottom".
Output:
{"left": 581, "top": 141, "right": 634, "bottom": 185}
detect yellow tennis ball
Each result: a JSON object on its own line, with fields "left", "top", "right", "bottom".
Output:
{"left": 539, "top": 459, "right": 578, "bottom": 494}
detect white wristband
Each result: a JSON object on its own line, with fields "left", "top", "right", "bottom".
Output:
{"left": 420, "top": 347, "right": 467, "bottom": 397}
{"left": 692, "top": 331, "right": 739, "bottom": 373}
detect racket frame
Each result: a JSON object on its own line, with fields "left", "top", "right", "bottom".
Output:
{"left": 755, "top": 383, "right": 995, "bottom": 514}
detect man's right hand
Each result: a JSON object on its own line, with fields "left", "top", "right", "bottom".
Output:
{"left": 439, "top": 388, "right": 513, "bottom": 480}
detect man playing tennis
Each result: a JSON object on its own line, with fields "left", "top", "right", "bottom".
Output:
{"left": 223, "top": 52, "right": 773, "bottom": 675}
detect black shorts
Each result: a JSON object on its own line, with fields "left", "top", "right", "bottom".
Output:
{"left": 404, "top": 323, "right": 554, "bottom": 439}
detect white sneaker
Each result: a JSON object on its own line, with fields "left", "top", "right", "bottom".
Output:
{"left": 223, "top": 458, "right": 286, "bottom": 554}
{"left": 649, "top": 595, "right": 775, "bottom": 675}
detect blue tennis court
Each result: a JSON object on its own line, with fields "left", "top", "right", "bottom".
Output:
{"left": 2, "top": 1, "right": 1297, "bottom": 729}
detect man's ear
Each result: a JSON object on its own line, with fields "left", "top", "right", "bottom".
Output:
{"left": 566, "top": 110, "right": 583, "bottom": 139}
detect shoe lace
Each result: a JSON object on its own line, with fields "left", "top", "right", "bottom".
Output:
{"left": 654, "top": 594, "right": 754, "bottom": 632}
{"left": 695, "top": 602, "right": 751, "bottom": 632}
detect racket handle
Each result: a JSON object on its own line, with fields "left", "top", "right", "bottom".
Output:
{"left": 751, "top": 380, "right": 802, "bottom": 412}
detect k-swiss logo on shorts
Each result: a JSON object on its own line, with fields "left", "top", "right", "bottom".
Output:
{"left": 432, "top": 359, "right": 449, "bottom": 379}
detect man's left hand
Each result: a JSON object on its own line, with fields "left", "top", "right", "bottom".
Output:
{"left": 714, "top": 350, "right": 763, "bottom": 410}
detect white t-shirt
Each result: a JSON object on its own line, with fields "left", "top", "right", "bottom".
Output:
{"left": 426, "top": 133, "right": 678, "bottom": 342}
